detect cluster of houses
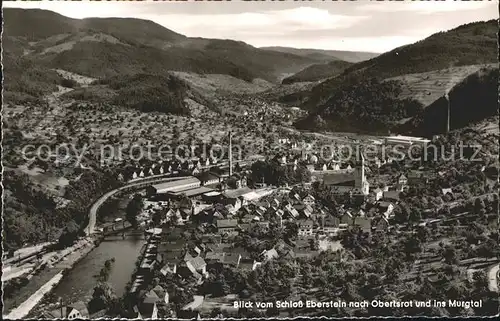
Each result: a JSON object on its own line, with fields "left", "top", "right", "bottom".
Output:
{"left": 118, "top": 156, "right": 251, "bottom": 182}
{"left": 122, "top": 147, "right": 442, "bottom": 318}
{"left": 128, "top": 181, "right": 404, "bottom": 318}
{"left": 42, "top": 299, "right": 109, "bottom": 319}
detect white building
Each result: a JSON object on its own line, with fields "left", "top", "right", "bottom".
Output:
{"left": 384, "top": 135, "right": 431, "bottom": 147}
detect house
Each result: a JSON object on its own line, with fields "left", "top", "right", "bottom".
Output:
{"left": 179, "top": 295, "right": 204, "bottom": 319}
{"left": 216, "top": 219, "right": 239, "bottom": 236}
{"left": 225, "top": 204, "right": 237, "bottom": 216}
{"left": 373, "top": 217, "right": 390, "bottom": 232}
{"left": 396, "top": 174, "right": 408, "bottom": 191}
{"left": 205, "top": 251, "right": 227, "bottom": 269}
{"left": 224, "top": 196, "right": 243, "bottom": 210}
{"left": 255, "top": 206, "right": 267, "bottom": 217}
{"left": 340, "top": 212, "right": 353, "bottom": 225}
{"left": 255, "top": 220, "right": 270, "bottom": 230}
{"left": 322, "top": 216, "right": 340, "bottom": 234}
{"left": 377, "top": 201, "right": 395, "bottom": 218}
{"left": 271, "top": 198, "right": 280, "bottom": 208}
{"left": 300, "top": 205, "right": 313, "bottom": 219}
{"left": 291, "top": 193, "right": 302, "bottom": 203}
{"left": 284, "top": 204, "right": 299, "bottom": 219}
{"left": 160, "top": 262, "right": 177, "bottom": 276}
{"left": 141, "top": 289, "right": 163, "bottom": 318}
{"left": 224, "top": 253, "right": 242, "bottom": 268}
{"left": 383, "top": 190, "right": 400, "bottom": 202}
{"left": 235, "top": 176, "right": 248, "bottom": 189}
{"left": 298, "top": 220, "right": 314, "bottom": 236}
{"left": 302, "top": 194, "right": 315, "bottom": 206}
{"left": 44, "top": 301, "right": 89, "bottom": 319}
{"left": 352, "top": 217, "right": 372, "bottom": 234}
{"left": 407, "top": 171, "right": 428, "bottom": 185}
{"left": 198, "top": 171, "right": 222, "bottom": 186}
{"left": 260, "top": 248, "right": 279, "bottom": 262}
{"left": 441, "top": 188, "right": 453, "bottom": 197}
{"left": 194, "top": 244, "right": 206, "bottom": 255}
{"left": 186, "top": 256, "right": 207, "bottom": 276}
{"left": 177, "top": 264, "right": 202, "bottom": 281}
{"left": 372, "top": 188, "right": 383, "bottom": 201}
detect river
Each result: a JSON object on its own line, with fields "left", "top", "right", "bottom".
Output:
{"left": 49, "top": 194, "right": 145, "bottom": 304}
{"left": 51, "top": 236, "right": 145, "bottom": 303}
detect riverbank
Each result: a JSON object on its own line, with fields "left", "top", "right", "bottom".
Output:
{"left": 3, "top": 237, "right": 97, "bottom": 319}
{"left": 6, "top": 175, "right": 188, "bottom": 318}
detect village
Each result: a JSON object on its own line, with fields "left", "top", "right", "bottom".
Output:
{"left": 89, "top": 130, "right": 498, "bottom": 318}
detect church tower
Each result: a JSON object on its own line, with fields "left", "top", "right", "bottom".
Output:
{"left": 354, "top": 147, "right": 369, "bottom": 195}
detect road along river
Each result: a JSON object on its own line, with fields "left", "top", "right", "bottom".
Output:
{"left": 51, "top": 176, "right": 192, "bottom": 304}
{"left": 8, "top": 175, "right": 188, "bottom": 319}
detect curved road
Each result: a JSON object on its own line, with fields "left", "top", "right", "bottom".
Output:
{"left": 84, "top": 175, "right": 188, "bottom": 235}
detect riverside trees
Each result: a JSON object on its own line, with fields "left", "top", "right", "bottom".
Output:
{"left": 126, "top": 194, "right": 143, "bottom": 228}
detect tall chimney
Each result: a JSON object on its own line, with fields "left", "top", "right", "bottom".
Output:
{"left": 228, "top": 131, "right": 233, "bottom": 177}
{"left": 60, "top": 297, "right": 64, "bottom": 318}
{"left": 445, "top": 93, "right": 450, "bottom": 133}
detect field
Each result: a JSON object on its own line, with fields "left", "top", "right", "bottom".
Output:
{"left": 386, "top": 64, "right": 497, "bottom": 107}
{"left": 171, "top": 72, "right": 274, "bottom": 96}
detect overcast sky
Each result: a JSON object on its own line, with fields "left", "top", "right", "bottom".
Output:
{"left": 5, "top": 0, "right": 498, "bottom": 53}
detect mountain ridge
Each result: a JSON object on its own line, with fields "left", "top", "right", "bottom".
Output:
{"left": 3, "top": 8, "right": 325, "bottom": 84}
{"left": 260, "top": 46, "right": 379, "bottom": 63}
{"left": 291, "top": 19, "right": 498, "bottom": 136}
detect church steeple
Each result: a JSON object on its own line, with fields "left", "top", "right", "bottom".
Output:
{"left": 354, "top": 146, "right": 369, "bottom": 195}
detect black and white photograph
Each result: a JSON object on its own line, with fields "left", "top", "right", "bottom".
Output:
{"left": 1, "top": 0, "right": 499, "bottom": 319}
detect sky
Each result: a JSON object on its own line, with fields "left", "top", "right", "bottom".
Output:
{"left": 4, "top": 0, "right": 498, "bottom": 53}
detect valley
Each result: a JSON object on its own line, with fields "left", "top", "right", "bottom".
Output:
{"left": 1, "top": 5, "right": 498, "bottom": 320}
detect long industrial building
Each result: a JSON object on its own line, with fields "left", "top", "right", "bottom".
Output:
{"left": 384, "top": 135, "right": 431, "bottom": 147}
{"left": 147, "top": 177, "right": 201, "bottom": 195}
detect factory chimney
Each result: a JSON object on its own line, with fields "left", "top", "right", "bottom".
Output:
{"left": 59, "top": 297, "right": 64, "bottom": 318}
{"left": 445, "top": 92, "right": 450, "bottom": 133}
{"left": 228, "top": 131, "right": 233, "bottom": 177}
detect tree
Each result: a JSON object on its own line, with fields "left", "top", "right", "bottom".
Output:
{"left": 408, "top": 208, "right": 422, "bottom": 225}
{"left": 266, "top": 306, "right": 280, "bottom": 317}
{"left": 295, "top": 165, "right": 312, "bottom": 183}
{"left": 394, "top": 203, "right": 410, "bottom": 224}
{"left": 151, "top": 209, "right": 163, "bottom": 226}
{"left": 442, "top": 246, "right": 458, "bottom": 265}
{"left": 57, "top": 220, "right": 81, "bottom": 249}
{"left": 96, "top": 258, "right": 116, "bottom": 282}
{"left": 126, "top": 194, "right": 143, "bottom": 228}
{"left": 88, "top": 282, "right": 118, "bottom": 314}
{"left": 474, "top": 197, "right": 485, "bottom": 214}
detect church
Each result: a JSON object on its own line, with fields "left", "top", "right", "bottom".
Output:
{"left": 322, "top": 148, "right": 370, "bottom": 196}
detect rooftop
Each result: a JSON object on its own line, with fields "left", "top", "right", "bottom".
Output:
{"left": 322, "top": 172, "right": 355, "bottom": 186}
{"left": 171, "top": 186, "right": 214, "bottom": 197}
{"left": 182, "top": 295, "right": 205, "bottom": 311}
{"left": 151, "top": 177, "right": 200, "bottom": 192}
{"left": 204, "top": 191, "right": 221, "bottom": 197}
{"left": 223, "top": 187, "right": 252, "bottom": 199}
{"left": 384, "top": 135, "right": 431, "bottom": 142}
{"left": 216, "top": 219, "right": 238, "bottom": 228}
